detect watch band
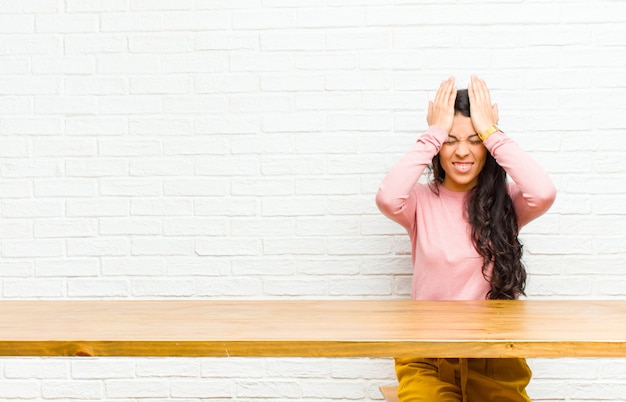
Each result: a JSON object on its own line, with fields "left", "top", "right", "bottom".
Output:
{"left": 479, "top": 125, "right": 499, "bottom": 142}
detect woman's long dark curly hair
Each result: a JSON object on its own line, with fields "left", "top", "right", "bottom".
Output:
{"left": 429, "top": 89, "right": 526, "bottom": 300}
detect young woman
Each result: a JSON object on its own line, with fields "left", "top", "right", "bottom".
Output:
{"left": 375, "top": 76, "right": 556, "bottom": 401}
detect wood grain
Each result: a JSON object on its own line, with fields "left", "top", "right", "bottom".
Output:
{"left": 1, "top": 300, "right": 625, "bottom": 358}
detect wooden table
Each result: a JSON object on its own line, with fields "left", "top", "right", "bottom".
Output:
{"left": 1, "top": 299, "right": 626, "bottom": 358}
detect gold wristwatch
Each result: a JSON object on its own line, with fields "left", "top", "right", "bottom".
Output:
{"left": 479, "top": 125, "right": 500, "bottom": 142}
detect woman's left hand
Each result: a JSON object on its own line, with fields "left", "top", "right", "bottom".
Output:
{"left": 468, "top": 75, "right": 499, "bottom": 135}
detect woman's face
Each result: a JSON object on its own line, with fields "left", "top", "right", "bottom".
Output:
{"left": 439, "top": 114, "right": 488, "bottom": 192}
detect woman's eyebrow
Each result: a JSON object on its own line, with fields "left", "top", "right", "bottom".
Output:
{"left": 447, "top": 133, "right": 479, "bottom": 140}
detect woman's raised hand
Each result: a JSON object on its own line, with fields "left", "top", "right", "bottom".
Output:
{"left": 468, "top": 75, "right": 499, "bottom": 136}
{"left": 426, "top": 76, "right": 457, "bottom": 133}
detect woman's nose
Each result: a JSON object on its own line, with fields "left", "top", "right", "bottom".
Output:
{"left": 455, "top": 141, "right": 470, "bottom": 156}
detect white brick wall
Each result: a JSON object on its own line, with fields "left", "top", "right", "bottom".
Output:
{"left": 0, "top": 0, "right": 625, "bottom": 400}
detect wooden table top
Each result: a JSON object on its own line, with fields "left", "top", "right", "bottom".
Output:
{"left": 1, "top": 299, "right": 625, "bottom": 358}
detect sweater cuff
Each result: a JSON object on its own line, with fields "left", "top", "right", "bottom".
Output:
{"left": 425, "top": 125, "right": 449, "bottom": 142}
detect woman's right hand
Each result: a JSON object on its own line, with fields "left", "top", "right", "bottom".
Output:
{"left": 426, "top": 76, "right": 457, "bottom": 133}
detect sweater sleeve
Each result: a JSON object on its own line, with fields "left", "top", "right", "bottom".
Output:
{"left": 375, "top": 126, "right": 448, "bottom": 230}
{"left": 483, "top": 131, "right": 557, "bottom": 228}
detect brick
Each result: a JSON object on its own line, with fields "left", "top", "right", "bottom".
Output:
{"left": 33, "top": 138, "right": 97, "bottom": 157}
{"left": 0, "top": 77, "right": 59, "bottom": 95}
{"left": 0, "top": 180, "right": 31, "bottom": 198}
{"left": 162, "top": 217, "right": 227, "bottom": 236}
{"left": 0, "top": 0, "right": 59, "bottom": 13}
{"left": 3, "top": 279, "right": 65, "bottom": 297}
{"left": 65, "top": 77, "right": 127, "bottom": 95}
{"left": 230, "top": 94, "right": 291, "bottom": 113}
{"left": 261, "top": 31, "right": 325, "bottom": 51}
{"left": 129, "top": 34, "right": 194, "bottom": 53}
{"left": 327, "top": 237, "right": 393, "bottom": 255}
{"left": 163, "top": 95, "right": 227, "bottom": 114}
{"left": 261, "top": 112, "right": 324, "bottom": 133}
{"left": 65, "top": 159, "right": 127, "bottom": 177}
{"left": 295, "top": 178, "right": 360, "bottom": 195}
{"left": 195, "top": 32, "right": 258, "bottom": 50}
{"left": 325, "top": 72, "right": 392, "bottom": 91}
{"left": 163, "top": 178, "right": 228, "bottom": 196}
{"left": 129, "top": 158, "right": 195, "bottom": 176}
{"left": 64, "top": 34, "right": 128, "bottom": 54}
{"left": 32, "top": 56, "right": 94, "bottom": 74}
{"left": 294, "top": 258, "right": 360, "bottom": 276}
{"left": 34, "top": 219, "right": 98, "bottom": 238}
{"left": 162, "top": 54, "right": 228, "bottom": 73}
{"left": 100, "top": 178, "right": 162, "bottom": 196}
{"left": 201, "top": 358, "right": 266, "bottom": 377}
{"left": 170, "top": 380, "right": 232, "bottom": 398}
{"left": 104, "top": 380, "right": 169, "bottom": 398}
{"left": 2, "top": 199, "right": 63, "bottom": 218}
{"left": 41, "top": 381, "right": 103, "bottom": 399}
{"left": 262, "top": 197, "right": 326, "bottom": 217}
{"left": 196, "top": 155, "right": 260, "bottom": 176}
{"left": 34, "top": 96, "right": 97, "bottom": 114}
{"left": 0, "top": 96, "right": 30, "bottom": 114}
{"left": 232, "top": 9, "right": 295, "bottom": 30}
{"left": 164, "top": 10, "right": 231, "bottom": 30}
{"left": 65, "top": 0, "right": 128, "bottom": 12}
{"left": 0, "top": 219, "right": 32, "bottom": 239}
{"left": 71, "top": 360, "right": 135, "bottom": 379}
{"left": 236, "top": 381, "right": 301, "bottom": 398}
{"left": 166, "top": 257, "right": 230, "bottom": 276}
{"left": 98, "top": 139, "right": 161, "bottom": 157}
{"left": 302, "top": 381, "right": 366, "bottom": 399}
{"left": 326, "top": 113, "right": 392, "bottom": 131}
{"left": 261, "top": 156, "right": 324, "bottom": 176}
{"left": 130, "top": 0, "right": 194, "bottom": 10}
{"left": 131, "top": 198, "right": 194, "bottom": 216}
{"left": 136, "top": 358, "right": 200, "bottom": 377}
{"left": 131, "top": 278, "right": 196, "bottom": 296}
{"left": 99, "top": 95, "right": 162, "bottom": 115}
{"left": 264, "top": 279, "right": 328, "bottom": 296}
{"left": 294, "top": 53, "right": 357, "bottom": 70}
{"left": 195, "top": 197, "right": 258, "bottom": 217}
{"left": 195, "top": 277, "right": 262, "bottom": 296}
{"left": 35, "top": 258, "right": 99, "bottom": 277}
{"left": 327, "top": 31, "right": 391, "bottom": 50}
{"left": 164, "top": 136, "right": 228, "bottom": 155}
{"left": 230, "top": 53, "right": 292, "bottom": 72}
{"left": 3, "top": 360, "right": 68, "bottom": 379}
{"left": 0, "top": 34, "right": 61, "bottom": 55}
{"left": 130, "top": 76, "right": 192, "bottom": 94}
{"left": 231, "top": 257, "right": 296, "bottom": 276}
{"left": 67, "top": 279, "right": 129, "bottom": 297}
{"left": 262, "top": 237, "right": 327, "bottom": 255}
{"left": 67, "top": 238, "right": 129, "bottom": 257}
{"left": 0, "top": 137, "right": 29, "bottom": 157}
{"left": 36, "top": 14, "right": 98, "bottom": 32}
{"left": 99, "top": 217, "right": 162, "bottom": 236}
{"left": 131, "top": 237, "right": 194, "bottom": 256}
{"left": 196, "top": 238, "right": 261, "bottom": 257}
{"left": 102, "top": 257, "right": 167, "bottom": 276}
{"left": 196, "top": 74, "right": 259, "bottom": 94}
{"left": 66, "top": 198, "right": 130, "bottom": 217}
{"left": 195, "top": 116, "right": 257, "bottom": 135}
{"left": 97, "top": 55, "right": 161, "bottom": 74}
{"left": 0, "top": 381, "right": 40, "bottom": 398}
{"left": 101, "top": 13, "right": 164, "bottom": 32}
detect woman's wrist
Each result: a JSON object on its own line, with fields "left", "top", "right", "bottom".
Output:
{"left": 478, "top": 125, "right": 500, "bottom": 142}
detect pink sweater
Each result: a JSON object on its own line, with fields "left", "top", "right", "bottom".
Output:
{"left": 376, "top": 126, "right": 556, "bottom": 300}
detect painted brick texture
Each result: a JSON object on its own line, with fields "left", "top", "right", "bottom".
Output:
{"left": 1, "top": 0, "right": 626, "bottom": 400}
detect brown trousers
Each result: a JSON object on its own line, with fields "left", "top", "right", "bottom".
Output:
{"left": 394, "top": 357, "right": 532, "bottom": 402}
